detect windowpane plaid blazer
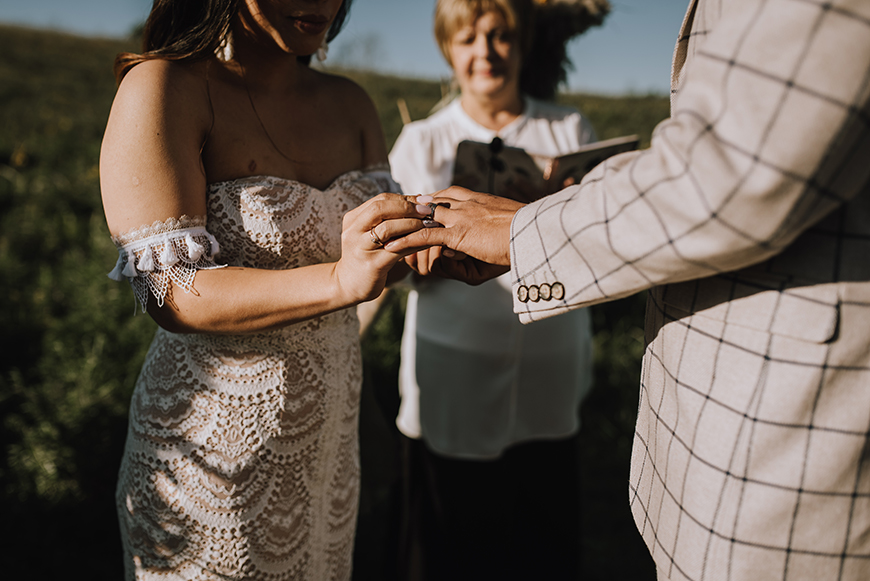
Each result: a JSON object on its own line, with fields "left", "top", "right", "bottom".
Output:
{"left": 510, "top": 0, "right": 870, "bottom": 579}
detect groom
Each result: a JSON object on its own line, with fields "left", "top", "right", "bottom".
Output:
{"left": 388, "top": 0, "right": 870, "bottom": 579}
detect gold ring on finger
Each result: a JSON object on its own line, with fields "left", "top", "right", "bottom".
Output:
{"left": 369, "top": 227, "right": 384, "bottom": 248}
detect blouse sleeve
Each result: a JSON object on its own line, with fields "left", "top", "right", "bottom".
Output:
{"left": 107, "top": 215, "right": 225, "bottom": 313}
{"left": 389, "top": 123, "right": 444, "bottom": 196}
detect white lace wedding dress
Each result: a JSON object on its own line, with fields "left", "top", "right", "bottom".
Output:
{"left": 109, "top": 169, "right": 398, "bottom": 581}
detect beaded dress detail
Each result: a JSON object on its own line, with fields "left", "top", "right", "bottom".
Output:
{"left": 112, "top": 168, "right": 399, "bottom": 581}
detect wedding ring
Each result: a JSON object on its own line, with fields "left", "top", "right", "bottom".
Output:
{"left": 369, "top": 227, "right": 384, "bottom": 248}
{"left": 422, "top": 202, "right": 441, "bottom": 226}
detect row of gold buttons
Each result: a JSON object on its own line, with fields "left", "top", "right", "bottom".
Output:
{"left": 517, "top": 282, "right": 565, "bottom": 303}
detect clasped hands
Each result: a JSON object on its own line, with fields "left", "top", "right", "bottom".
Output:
{"left": 386, "top": 187, "right": 524, "bottom": 285}
{"left": 339, "top": 187, "right": 523, "bottom": 305}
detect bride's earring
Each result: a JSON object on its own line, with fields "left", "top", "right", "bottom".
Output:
{"left": 316, "top": 38, "right": 329, "bottom": 62}
{"left": 216, "top": 31, "right": 234, "bottom": 62}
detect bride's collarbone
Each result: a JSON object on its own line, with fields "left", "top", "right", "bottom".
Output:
{"left": 202, "top": 78, "right": 367, "bottom": 188}
{"left": 203, "top": 143, "right": 363, "bottom": 190}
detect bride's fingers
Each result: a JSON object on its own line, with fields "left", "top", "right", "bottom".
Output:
{"left": 356, "top": 192, "right": 431, "bottom": 223}
{"left": 416, "top": 194, "right": 459, "bottom": 209}
{"left": 415, "top": 246, "right": 442, "bottom": 276}
{"left": 383, "top": 226, "right": 453, "bottom": 254}
{"left": 404, "top": 251, "right": 420, "bottom": 272}
{"left": 368, "top": 218, "right": 426, "bottom": 248}
{"left": 408, "top": 198, "right": 456, "bottom": 230}
{"left": 406, "top": 248, "right": 428, "bottom": 275}
{"left": 344, "top": 194, "right": 423, "bottom": 234}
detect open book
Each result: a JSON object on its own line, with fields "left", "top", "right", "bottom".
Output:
{"left": 451, "top": 134, "right": 639, "bottom": 203}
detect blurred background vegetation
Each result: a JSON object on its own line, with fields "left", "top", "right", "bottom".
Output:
{"left": 0, "top": 24, "right": 669, "bottom": 579}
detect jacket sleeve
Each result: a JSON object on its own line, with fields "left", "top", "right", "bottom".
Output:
{"left": 511, "top": 0, "right": 870, "bottom": 322}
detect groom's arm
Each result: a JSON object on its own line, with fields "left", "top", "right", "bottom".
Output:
{"left": 507, "top": 0, "right": 870, "bottom": 323}
{"left": 391, "top": 0, "right": 870, "bottom": 324}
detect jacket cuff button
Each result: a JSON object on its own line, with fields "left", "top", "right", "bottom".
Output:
{"left": 539, "top": 283, "right": 552, "bottom": 301}
{"left": 517, "top": 285, "right": 529, "bottom": 303}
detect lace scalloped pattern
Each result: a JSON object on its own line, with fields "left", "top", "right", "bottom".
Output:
{"left": 114, "top": 170, "right": 400, "bottom": 581}
{"left": 108, "top": 215, "right": 225, "bottom": 312}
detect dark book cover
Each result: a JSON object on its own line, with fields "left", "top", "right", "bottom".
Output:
{"left": 451, "top": 134, "right": 639, "bottom": 203}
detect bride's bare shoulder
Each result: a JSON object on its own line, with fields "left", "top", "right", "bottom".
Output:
{"left": 101, "top": 59, "right": 214, "bottom": 233}
{"left": 121, "top": 58, "right": 206, "bottom": 91}
{"left": 112, "top": 59, "right": 212, "bottom": 128}
{"left": 308, "top": 69, "right": 374, "bottom": 110}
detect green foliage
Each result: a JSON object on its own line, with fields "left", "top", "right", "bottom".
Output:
{"left": 0, "top": 25, "right": 151, "bottom": 578}
{"left": 0, "top": 24, "right": 668, "bottom": 579}
{"left": 330, "top": 68, "right": 446, "bottom": 150}
{"left": 560, "top": 93, "right": 670, "bottom": 149}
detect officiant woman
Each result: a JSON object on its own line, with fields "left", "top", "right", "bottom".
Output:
{"left": 388, "top": 0, "right": 610, "bottom": 578}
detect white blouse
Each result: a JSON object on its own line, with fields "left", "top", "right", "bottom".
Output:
{"left": 389, "top": 97, "right": 597, "bottom": 459}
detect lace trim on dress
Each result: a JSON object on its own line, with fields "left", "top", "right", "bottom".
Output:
{"left": 108, "top": 215, "right": 225, "bottom": 312}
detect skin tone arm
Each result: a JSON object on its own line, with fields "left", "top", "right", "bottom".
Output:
{"left": 100, "top": 60, "right": 428, "bottom": 334}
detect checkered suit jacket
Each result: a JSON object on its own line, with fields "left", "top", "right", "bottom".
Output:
{"left": 510, "top": 0, "right": 870, "bottom": 579}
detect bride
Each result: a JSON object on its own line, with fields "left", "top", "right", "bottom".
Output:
{"left": 99, "top": 0, "right": 429, "bottom": 579}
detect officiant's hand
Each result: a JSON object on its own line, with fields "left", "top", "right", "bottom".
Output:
{"left": 385, "top": 188, "right": 523, "bottom": 285}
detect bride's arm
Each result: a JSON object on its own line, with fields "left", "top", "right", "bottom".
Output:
{"left": 100, "top": 60, "right": 425, "bottom": 335}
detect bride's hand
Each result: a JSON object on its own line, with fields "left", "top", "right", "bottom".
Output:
{"left": 334, "top": 193, "right": 432, "bottom": 304}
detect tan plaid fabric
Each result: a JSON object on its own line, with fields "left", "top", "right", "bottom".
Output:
{"left": 510, "top": 0, "right": 870, "bottom": 579}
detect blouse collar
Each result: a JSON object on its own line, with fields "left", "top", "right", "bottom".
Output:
{"left": 451, "top": 96, "right": 535, "bottom": 144}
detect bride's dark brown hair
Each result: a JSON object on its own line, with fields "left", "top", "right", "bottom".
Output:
{"left": 113, "top": 0, "right": 353, "bottom": 83}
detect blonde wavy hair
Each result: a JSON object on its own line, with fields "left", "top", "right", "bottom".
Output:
{"left": 433, "top": 0, "right": 611, "bottom": 100}
{"left": 434, "top": 0, "right": 535, "bottom": 68}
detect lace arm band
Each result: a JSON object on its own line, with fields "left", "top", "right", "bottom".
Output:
{"left": 107, "top": 215, "right": 225, "bottom": 313}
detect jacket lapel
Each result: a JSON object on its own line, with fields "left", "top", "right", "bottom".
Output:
{"left": 671, "top": 0, "right": 699, "bottom": 107}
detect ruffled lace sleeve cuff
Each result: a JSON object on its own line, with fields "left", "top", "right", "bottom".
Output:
{"left": 108, "top": 215, "right": 225, "bottom": 313}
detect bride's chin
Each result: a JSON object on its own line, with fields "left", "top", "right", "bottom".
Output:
{"left": 271, "top": 36, "right": 322, "bottom": 58}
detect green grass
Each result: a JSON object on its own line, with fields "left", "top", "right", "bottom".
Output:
{"left": 0, "top": 24, "right": 664, "bottom": 579}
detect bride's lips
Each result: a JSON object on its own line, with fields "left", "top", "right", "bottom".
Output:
{"left": 289, "top": 14, "right": 331, "bottom": 35}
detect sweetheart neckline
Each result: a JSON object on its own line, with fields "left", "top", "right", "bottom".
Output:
{"left": 207, "top": 168, "right": 379, "bottom": 193}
